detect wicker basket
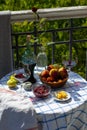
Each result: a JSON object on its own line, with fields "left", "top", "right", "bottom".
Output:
{"left": 39, "top": 75, "right": 68, "bottom": 89}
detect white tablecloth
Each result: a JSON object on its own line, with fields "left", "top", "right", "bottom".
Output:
{"left": 0, "top": 69, "right": 87, "bottom": 130}
{"left": 0, "top": 88, "right": 38, "bottom": 130}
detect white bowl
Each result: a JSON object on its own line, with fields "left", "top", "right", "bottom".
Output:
{"left": 22, "top": 82, "right": 32, "bottom": 91}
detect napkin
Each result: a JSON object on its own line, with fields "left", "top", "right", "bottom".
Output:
{"left": 0, "top": 88, "right": 38, "bottom": 130}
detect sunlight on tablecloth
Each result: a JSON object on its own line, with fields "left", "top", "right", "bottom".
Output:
{"left": 0, "top": 88, "right": 38, "bottom": 130}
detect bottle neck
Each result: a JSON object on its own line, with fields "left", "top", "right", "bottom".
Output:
{"left": 26, "top": 35, "right": 32, "bottom": 53}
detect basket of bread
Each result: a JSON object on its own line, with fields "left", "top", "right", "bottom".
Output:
{"left": 39, "top": 64, "right": 68, "bottom": 89}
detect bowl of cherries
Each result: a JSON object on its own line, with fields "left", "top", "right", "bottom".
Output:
{"left": 32, "top": 83, "right": 51, "bottom": 98}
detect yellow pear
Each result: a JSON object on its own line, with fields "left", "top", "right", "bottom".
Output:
{"left": 7, "top": 79, "right": 17, "bottom": 88}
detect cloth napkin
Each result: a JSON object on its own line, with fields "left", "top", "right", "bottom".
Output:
{"left": 0, "top": 88, "right": 38, "bottom": 130}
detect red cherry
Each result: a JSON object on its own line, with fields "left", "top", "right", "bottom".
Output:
{"left": 15, "top": 73, "right": 25, "bottom": 78}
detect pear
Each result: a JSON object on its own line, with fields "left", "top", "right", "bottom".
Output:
{"left": 10, "top": 74, "right": 18, "bottom": 83}
{"left": 7, "top": 79, "right": 17, "bottom": 88}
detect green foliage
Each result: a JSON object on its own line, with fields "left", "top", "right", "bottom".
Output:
{"left": 0, "top": 0, "right": 87, "bottom": 11}
{"left": 0, "top": 0, "right": 87, "bottom": 79}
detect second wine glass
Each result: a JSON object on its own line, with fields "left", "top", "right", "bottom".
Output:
{"left": 62, "top": 54, "right": 78, "bottom": 72}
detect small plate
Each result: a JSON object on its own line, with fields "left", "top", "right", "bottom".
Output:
{"left": 53, "top": 91, "right": 71, "bottom": 102}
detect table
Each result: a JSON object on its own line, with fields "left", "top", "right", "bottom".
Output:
{"left": 0, "top": 69, "right": 87, "bottom": 130}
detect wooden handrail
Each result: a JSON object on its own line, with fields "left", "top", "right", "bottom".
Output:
{"left": 10, "top": 6, "right": 87, "bottom": 22}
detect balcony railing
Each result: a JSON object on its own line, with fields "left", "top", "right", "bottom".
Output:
{"left": 0, "top": 6, "right": 87, "bottom": 80}
{"left": 10, "top": 6, "right": 87, "bottom": 80}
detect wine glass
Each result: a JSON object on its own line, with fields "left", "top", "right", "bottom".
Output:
{"left": 62, "top": 54, "right": 78, "bottom": 72}
{"left": 23, "top": 64, "right": 31, "bottom": 77}
{"left": 23, "top": 63, "right": 36, "bottom": 83}
{"left": 14, "top": 68, "right": 28, "bottom": 94}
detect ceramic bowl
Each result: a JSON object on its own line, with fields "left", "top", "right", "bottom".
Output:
{"left": 22, "top": 82, "right": 32, "bottom": 91}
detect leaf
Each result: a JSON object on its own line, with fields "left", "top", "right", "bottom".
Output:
{"left": 23, "top": 20, "right": 28, "bottom": 26}
{"left": 58, "top": 32, "right": 63, "bottom": 39}
{"left": 40, "top": 18, "right": 47, "bottom": 24}
{"left": 29, "top": 21, "right": 34, "bottom": 26}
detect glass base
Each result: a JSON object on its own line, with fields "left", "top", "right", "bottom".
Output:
{"left": 25, "top": 76, "right": 36, "bottom": 83}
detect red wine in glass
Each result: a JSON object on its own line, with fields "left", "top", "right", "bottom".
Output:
{"left": 62, "top": 59, "right": 77, "bottom": 72}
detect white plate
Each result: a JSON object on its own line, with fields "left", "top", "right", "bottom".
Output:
{"left": 53, "top": 91, "right": 71, "bottom": 102}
